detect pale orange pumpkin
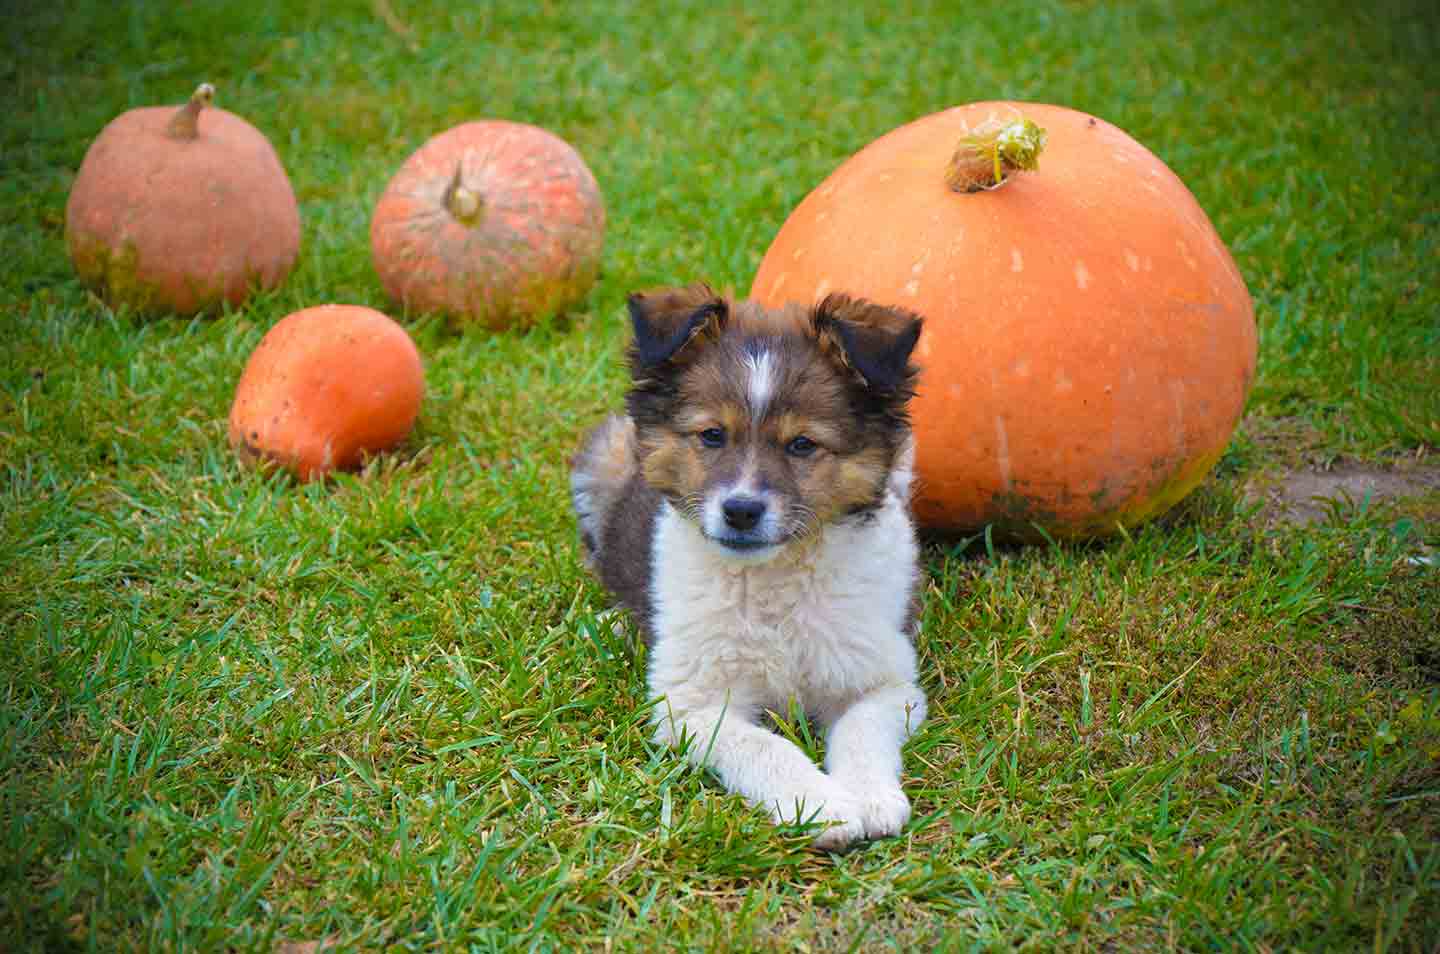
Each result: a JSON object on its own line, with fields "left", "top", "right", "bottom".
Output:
{"left": 65, "top": 83, "right": 300, "bottom": 315}
{"left": 370, "top": 120, "right": 605, "bottom": 328}
{"left": 752, "top": 102, "right": 1256, "bottom": 538}
{"left": 228, "top": 305, "right": 424, "bottom": 481}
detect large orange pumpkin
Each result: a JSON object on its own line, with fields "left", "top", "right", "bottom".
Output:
{"left": 370, "top": 120, "right": 605, "bottom": 328}
{"left": 65, "top": 83, "right": 301, "bottom": 315}
{"left": 229, "top": 305, "right": 424, "bottom": 481}
{"left": 752, "top": 102, "right": 1256, "bottom": 538}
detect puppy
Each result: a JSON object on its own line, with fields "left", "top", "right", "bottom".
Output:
{"left": 571, "top": 283, "right": 927, "bottom": 849}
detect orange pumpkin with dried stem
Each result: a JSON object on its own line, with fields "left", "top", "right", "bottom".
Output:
{"left": 370, "top": 120, "right": 605, "bottom": 328}
{"left": 65, "top": 83, "right": 301, "bottom": 315}
{"left": 229, "top": 305, "right": 424, "bottom": 481}
{"left": 752, "top": 101, "right": 1256, "bottom": 539}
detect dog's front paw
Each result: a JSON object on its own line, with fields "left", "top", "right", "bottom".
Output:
{"left": 769, "top": 787, "right": 865, "bottom": 850}
{"left": 850, "top": 782, "right": 911, "bottom": 840}
{"left": 807, "top": 804, "right": 866, "bottom": 851}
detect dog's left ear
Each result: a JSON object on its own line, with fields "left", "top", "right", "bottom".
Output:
{"left": 812, "top": 294, "right": 924, "bottom": 394}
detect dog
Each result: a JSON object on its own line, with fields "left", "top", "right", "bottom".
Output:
{"left": 570, "top": 283, "right": 927, "bottom": 849}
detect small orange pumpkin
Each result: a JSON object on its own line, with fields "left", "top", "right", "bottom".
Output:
{"left": 370, "top": 120, "right": 605, "bottom": 328}
{"left": 228, "top": 305, "right": 424, "bottom": 481}
{"left": 752, "top": 102, "right": 1256, "bottom": 538}
{"left": 65, "top": 83, "right": 301, "bottom": 315}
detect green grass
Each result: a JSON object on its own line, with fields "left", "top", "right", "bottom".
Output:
{"left": 3, "top": 0, "right": 1438, "bottom": 949}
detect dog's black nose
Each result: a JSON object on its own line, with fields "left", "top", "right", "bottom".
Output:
{"left": 722, "top": 496, "right": 766, "bottom": 531}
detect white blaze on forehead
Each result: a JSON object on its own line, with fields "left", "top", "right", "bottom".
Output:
{"left": 745, "top": 349, "right": 777, "bottom": 418}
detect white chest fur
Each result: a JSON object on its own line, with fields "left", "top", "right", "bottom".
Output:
{"left": 646, "top": 491, "right": 920, "bottom": 724}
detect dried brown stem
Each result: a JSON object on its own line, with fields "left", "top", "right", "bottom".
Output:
{"left": 166, "top": 83, "right": 215, "bottom": 141}
{"left": 443, "top": 164, "right": 484, "bottom": 226}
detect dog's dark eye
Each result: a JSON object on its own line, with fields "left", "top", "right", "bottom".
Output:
{"left": 698, "top": 427, "right": 726, "bottom": 448}
{"left": 785, "top": 435, "right": 818, "bottom": 457}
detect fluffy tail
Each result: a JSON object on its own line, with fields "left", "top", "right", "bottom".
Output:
{"left": 570, "top": 414, "right": 638, "bottom": 570}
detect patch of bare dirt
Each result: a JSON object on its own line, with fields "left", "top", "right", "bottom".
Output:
{"left": 1237, "top": 415, "right": 1440, "bottom": 527}
{"left": 1245, "top": 463, "right": 1440, "bottom": 526}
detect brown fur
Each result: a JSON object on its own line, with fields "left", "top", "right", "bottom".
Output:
{"left": 627, "top": 288, "right": 920, "bottom": 527}
{"left": 572, "top": 285, "right": 923, "bottom": 637}
{"left": 570, "top": 414, "right": 662, "bottom": 633}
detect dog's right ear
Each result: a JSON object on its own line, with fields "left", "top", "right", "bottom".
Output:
{"left": 627, "top": 283, "right": 728, "bottom": 370}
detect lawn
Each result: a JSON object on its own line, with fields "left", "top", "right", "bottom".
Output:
{"left": 2, "top": 0, "right": 1438, "bottom": 950}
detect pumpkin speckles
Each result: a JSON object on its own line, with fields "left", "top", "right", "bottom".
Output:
{"left": 752, "top": 101, "right": 1256, "bottom": 539}
{"left": 371, "top": 121, "right": 605, "bottom": 329}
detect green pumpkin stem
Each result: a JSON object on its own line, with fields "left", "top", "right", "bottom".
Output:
{"left": 443, "top": 164, "right": 485, "bottom": 226}
{"left": 945, "top": 116, "right": 1047, "bottom": 193}
{"left": 166, "top": 83, "right": 215, "bottom": 141}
